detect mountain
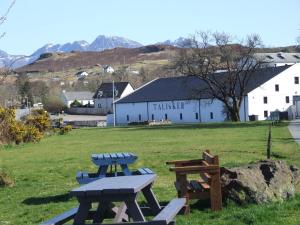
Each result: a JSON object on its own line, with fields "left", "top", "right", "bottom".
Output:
{"left": 158, "top": 37, "right": 192, "bottom": 48}
{"left": 88, "top": 35, "right": 142, "bottom": 51}
{"left": 0, "top": 35, "right": 143, "bottom": 69}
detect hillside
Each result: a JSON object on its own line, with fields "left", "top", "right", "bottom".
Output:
{"left": 16, "top": 45, "right": 179, "bottom": 73}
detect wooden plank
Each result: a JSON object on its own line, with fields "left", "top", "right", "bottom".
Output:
{"left": 170, "top": 165, "right": 219, "bottom": 174}
{"left": 153, "top": 198, "right": 186, "bottom": 224}
{"left": 144, "top": 168, "right": 154, "bottom": 174}
{"left": 166, "top": 159, "right": 202, "bottom": 165}
{"left": 202, "top": 151, "right": 214, "bottom": 164}
{"left": 70, "top": 174, "right": 157, "bottom": 197}
{"left": 200, "top": 172, "right": 211, "bottom": 183}
{"left": 40, "top": 207, "right": 78, "bottom": 225}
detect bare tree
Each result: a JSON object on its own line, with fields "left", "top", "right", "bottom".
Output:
{"left": 0, "top": 0, "right": 16, "bottom": 85}
{"left": 174, "top": 31, "right": 263, "bottom": 121}
{"left": 0, "top": 0, "right": 16, "bottom": 39}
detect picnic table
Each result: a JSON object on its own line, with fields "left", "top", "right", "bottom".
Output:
{"left": 76, "top": 152, "right": 153, "bottom": 184}
{"left": 41, "top": 174, "right": 185, "bottom": 225}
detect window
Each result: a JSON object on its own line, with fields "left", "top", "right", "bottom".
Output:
{"left": 126, "top": 115, "right": 129, "bottom": 121}
{"left": 266, "top": 55, "right": 273, "bottom": 60}
{"left": 286, "top": 96, "right": 290, "bottom": 103}
{"left": 165, "top": 114, "right": 168, "bottom": 120}
{"left": 138, "top": 114, "right": 141, "bottom": 121}
{"left": 180, "top": 113, "right": 183, "bottom": 120}
{"left": 263, "top": 97, "right": 268, "bottom": 104}
{"left": 195, "top": 113, "right": 199, "bottom": 120}
{"left": 264, "top": 110, "right": 268, "bottom": 118}
{"left": 210, "top": 112, "right": 214, "bottom": 119}
{"left": 293, "top": 55, "right": 300, "bottom": 59}
{"left": 151, "top": 114, "right": 154, "bottom": 120}
{"left": 295, "top": 77, "right": 299, "bottom": 84}
{"left": 98, "top": 103, "right": 102, "bottom": 108}
{"left": 275, "top": 84, "right": 279, "bottom": 92}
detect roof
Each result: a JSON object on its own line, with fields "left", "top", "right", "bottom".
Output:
{"left": 116, "top": 65, "right": 291, "bottom": 104}
{"left": 93, "top": 82, "right": 130, "bottom": 98}
{"left": 254, "top": 52, "right": 300, "bottom": 64}
{"left": 62, "top": 91, "right": 94, "bottom": 101}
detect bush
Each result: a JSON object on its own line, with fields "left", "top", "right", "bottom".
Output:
{"left": 0, "top": 107, "right": 48, "bottom": 145}
{"left": 0, "top": 171, "right": 15, "bottom": 187}
{"left": 59, "top": 125, "right": 72, "bottom": 135}
{"left": 23, "top": 126, "right": 43, "bottom": 143}
{"left": 24, "top": 109, "right": 51, "bottom": 132}
{"left": 70, "top": 100, "right": 82, "bottom": 108}
{"left": 43, "top": 96, "right": 66, "bottom": 113}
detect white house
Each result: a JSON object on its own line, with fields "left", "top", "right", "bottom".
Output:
{"left": 102, "top": 65, "right": 115, "bottom": 73}
{"left": 60, "top": 90, "right": 94, "bottom": 108}
{"left": 93, "top": 82, "right": 134, "bottom": 114}
{"left": 253, "top": 52, "right": 300, "bottom": 67}
{"left": 76, "top": 71, "right": 88, "bottom": 79}
{"left": 113, "top": 64, "right": 300, "bottom": 125}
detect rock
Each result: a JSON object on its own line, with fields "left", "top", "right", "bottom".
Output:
{"left": 221, "top": 160, "right": 300, "bottom": 204}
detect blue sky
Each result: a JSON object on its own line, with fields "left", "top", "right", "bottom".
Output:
{"left": 0, "top": 0, "right": 299, "bottom": 55}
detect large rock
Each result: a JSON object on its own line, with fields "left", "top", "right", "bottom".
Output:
{"left": 221, "top": 160, "right": 300, "bottom": 204}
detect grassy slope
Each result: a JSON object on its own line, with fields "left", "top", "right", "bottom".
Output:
{"left": 0, "top": 122, "right": 300, "bottom": 225}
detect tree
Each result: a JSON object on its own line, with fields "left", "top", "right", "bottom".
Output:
{"left": 0, "top": 0, "right": 16, "bottom": 85}
{"left": 174, "top": 31, "right": 263, "bottom": 121}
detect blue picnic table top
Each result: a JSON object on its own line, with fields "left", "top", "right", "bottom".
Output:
{"left": 91, "top": 152, "right": 137, "bottom": 166}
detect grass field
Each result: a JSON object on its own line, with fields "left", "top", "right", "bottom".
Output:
{"left": 0, "top": 122, "right": 300, "bottom": 225}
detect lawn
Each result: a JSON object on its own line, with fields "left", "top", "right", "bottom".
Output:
{"left": 0, "top": 122, "right": 300, "bottom": 225}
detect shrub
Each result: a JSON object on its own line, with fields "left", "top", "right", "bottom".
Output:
{"left": 24, "top": 109, "right": 51, "bottom": 132}
{"left": 70, "top": 100, "right": 82, "bottom": 108}
{"left": 0, "top": 171, "right": 15, "bottom": 187}
{"left": 59, "top": 125, "right": 72, "bottom": 135}
{"left": 23, "top": 125, "right": 43, "bottom": 143}
{"left": 43, "top": 96, "right": 66, "bottom": 113}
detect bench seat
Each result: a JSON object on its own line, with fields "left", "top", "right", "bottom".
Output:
{"left": 40, "top": 207, "right": 78, "bottom": 225}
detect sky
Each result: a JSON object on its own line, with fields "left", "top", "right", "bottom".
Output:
{"left": 0, "top": 0, "right": 299, "bottom": 56}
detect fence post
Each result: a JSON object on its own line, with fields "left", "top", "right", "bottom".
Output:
{"left": 267, "top": 124, "right": 272, "bottom": 159}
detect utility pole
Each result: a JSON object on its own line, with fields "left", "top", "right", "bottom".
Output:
{"left": 112, "top": 80, "right": 116, "bottom": 127}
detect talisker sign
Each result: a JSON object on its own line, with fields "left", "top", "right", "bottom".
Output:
{"left": 152, "top": 102, "right": 185, "bottom": 111}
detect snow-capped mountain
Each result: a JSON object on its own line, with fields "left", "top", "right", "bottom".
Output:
{"left": 159, "top": 37, "right": 192, "bottom": 48}
{"left": 88, "top": 35, "right": 142, "bottom": 51}
{"left": 0, "top": 35, "right": 143, "bottom": 69}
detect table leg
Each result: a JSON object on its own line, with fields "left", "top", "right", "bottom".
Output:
{"left": 113, "top": 202, "right": 128, "bottom": 222}
{"left": 120, "top": 164, "right": 131, "bottom": 175}
{"left": 73, "top": 199, "right": 92, "bottom": 225}
{"left": 93, "top": 199, "right": 111, "bottom": 223}
{"left": 97, "top": 165, "right": 109, "bottom": 176}
{"left": 125, "top": 197, "right": 145, "bottom": 222}
{"left": 142, "top": 184, "right": 161, "bottom": 214}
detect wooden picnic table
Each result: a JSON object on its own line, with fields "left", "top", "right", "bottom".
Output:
{"left": 71, "top": 174, "right": 161, "bottom": 224}
{"left": 91, "top": 152, "right": 137, "bottom": 176}
{"left": 41, "top": 174, "right": 185, "bottom": 225}
{"left": 77, "top": 152, "right": 142, "bottom": 184}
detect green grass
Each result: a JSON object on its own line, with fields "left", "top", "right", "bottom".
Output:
{"left": 0, "top": 122, "right": 300, "bottom": 225}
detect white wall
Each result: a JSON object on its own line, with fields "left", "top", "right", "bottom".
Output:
{"left": 120, "top": 84, "right": 134, "bottom": 98}
{"left": 94, "top": 98, "right": 113, "bottom": 114}
{"left": 115, "top": 99, "right": 230, "bottom": 125}
{"left": 248, "top": 64, "right": 300, "bottom": 120}
{"left": 115, "top": 102, "right": 148, "bottom": 125}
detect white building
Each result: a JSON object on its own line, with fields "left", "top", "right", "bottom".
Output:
{"left": 76, "top": 71, "right": 88, "bottom": 79}
{"left": 93, "top": 82, "right": 134, "bottom": 114}
{"left": 60, "top": 90, "right": 94, "bottom": 108}
{"left": 253, "top": 52, "right": 300, "bottom": 67}
{"left": 114, "top": 64, "right": 300, "bottom": 125}
{"left": 102, "top": 65, "right": 115, "bottom": 73}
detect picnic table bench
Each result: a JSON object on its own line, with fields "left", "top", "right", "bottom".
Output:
{"left": 76, "top": 152, "right": 154, "bottom": 184}
{"left": 166, "top": 150, "right": 222, "bottom": 213}
{"left": 41, "top": 174, "right": 185, "bottom": 225}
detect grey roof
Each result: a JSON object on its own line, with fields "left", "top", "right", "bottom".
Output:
{"left": 116, "top": 65, "right": 291, "bottom": 104}
{"left": 93, "top": 82, "right": 130, "bottom": 98}
{"left": 63, "top": 91, "right": 94, "bottom": 101}
{"left": 254, "top": 52, "right": 300, "bottom": 64}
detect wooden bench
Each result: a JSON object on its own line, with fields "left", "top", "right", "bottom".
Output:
{"left": 40, "top": 207, "right": 78, "bottom": 225}
{"left": 166, "top": 150, "right": 222, "bottom": 213}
